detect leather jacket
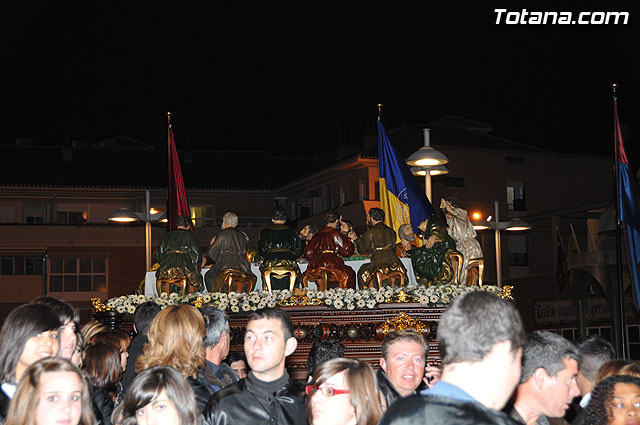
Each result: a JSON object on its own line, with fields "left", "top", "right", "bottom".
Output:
{"left": 203, "top": 371, "right": 307, "bottom": 425}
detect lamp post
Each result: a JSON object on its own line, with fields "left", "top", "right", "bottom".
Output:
{"left": 406, "top": 129, "right": 448, "bottom": 202}
{"left": 107, "top": 190, "right": 165, "bottom": 272}
{"left": 473, "top": 201, "right": 531, "bottom": 287}
{"left": 410, "top": 165, "right": 449, "bottom": 201}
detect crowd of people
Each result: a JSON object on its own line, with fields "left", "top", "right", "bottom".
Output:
{"left": 2, "top": 292, "right": 640, "bottom": 425}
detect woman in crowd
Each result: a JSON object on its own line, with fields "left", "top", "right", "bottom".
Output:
{"left": 136, "top": 304, "right": 212, "bottom": 412}
{"left": 92, "top": 330, "right": 131, "bottom": 372}
{"left": 32, "top": 296, "right": 80, "bottom": 361}
{"left": 81, "top": 320, "right": 108, "bottom": 345}
{"left": 224, "top": 351, "right": 249, "bottom": 379}
{"left": 112, "top": 366, "right": 199, "bottom": 425}
{"left": 594, "top": 360, "right": 640, "bottom": 387}
{"left": 306, "top": 358, "right": 383, "bottom": 425}
{"left": 0, "top": 304, "right": 60, "bottom": 423}
{"left": 5, "top": 357, "right": 95, "bottom": 425}
{"left": 83, "top": 342, "right": 123, "bottom": 425}
{"left": 579, "top": 374, "right": 640, "bottom": 425}
{"left": 71, "top": 332, "right": 85, "bottom": 368}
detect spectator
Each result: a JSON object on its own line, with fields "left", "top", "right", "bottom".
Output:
{"left": 306, "top": 340, "right": 345, "bottom": 380}
{"left": 92, "top": 331, "right": 131, "bottom": 373}
{"left": 112, "top": 366, "right": 199, "bottom": 425}
{"left": 378, "top": 291, "right": 526, "bottom": 425}
{"left": 576, "top": 335, "right": 615, "bottom": 409}
{"left": 199, "top": 306, "right": 237, "bottom": 391}
{"left": 224, "top": 352, "right": 249, "bottom": 379}
{"left": 121, "top": 302, "right": 161, "bottom": 390}
{"left": 203, "top": 307, "right": 307, "bottom": 425}
{"left": 32, "top": 296, "right": 80, "bottom": 361}
{"left": 80, "top": 320, "right": 108, "bottom": 345}
{"left": 82, "top": 342, "right": 122, "bottom": 425}
{"left": 0, "top": 304, "right": 60, "bottom": 424}
{"left": 306, "top": 358, "right": 383, "bottom": 425}
{"left": 507, "top": 331, "right": 580, "bottom": 425}
{"left": 578, "top": 374, "right": 640, "bottom": 425}
{"left": 594, "top": 360, "right": 640, "bottom": 387}
{"left": 5, "top": 357, "right": 95, "bottom": 425}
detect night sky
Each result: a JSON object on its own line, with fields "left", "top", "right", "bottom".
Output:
{"left": 4, "top": 1, "right": 640, "bottom": 161}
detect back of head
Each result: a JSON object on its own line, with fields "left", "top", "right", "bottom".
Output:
{"left": 176, "top": 215, "right": 193, "bottom": 229}
{"left": 520, "top": 331, "right": 578, "bottom": 383}
{"left": 272, "top": 209, "right": 287, "bottom": 222}
{"left": 222, "top": 211, "right": 239, "bottom": 228}
{"left": 325, "top": 210, "right": 340, "bottom": 224}
{"left": 309, "top": 358, "right": 383, "bottom": 425}
{"left": 577, "top": 335, "right": 615, "bottom": 383}
{"left": 82, "top": 342, "right": 122, "bottom": 394}
{"left": 248, "top": 307, "right": 294, "bottom": 340}
{"left": 381, "top": 329, "right": 428, "bottom": 361}
{"left": 137, "top": 305, "right": 205, "bottom": 378}
{"left": 6, "top": 357, "right": 95, "bottom": 425}
{"left": 113, "top": 365, "right": 199, "bottom": 425}
{"left": 594, "top": 360, "right": 640, "bottom": 387}
{"left": 91, "top": 330, "right": 131, "bottom": 354}
{"left": 0, "top": 304, "right": 61, "bottom": 383}
{"left": 199, "top": 306, "right": 230, "bottom": 348}
{"left": 368, "top": 208, "right": 384, "bottom": 222}
{"left": 438, "top": 291, "right": 525, "bottom": 366}
{"left": 81, "top": 319, "right": 108, "bottom": 344}
{"left": 133, "top": 302, "right": 162, "bottom": 336}
{"left": 583, "top": 374, "right": 640, "bottom": 425}
{"left": 31, "top": 296, "right": 80, "bottom": 327}
{"left": 306, "top": 339, "right": 345, "bottom": 377}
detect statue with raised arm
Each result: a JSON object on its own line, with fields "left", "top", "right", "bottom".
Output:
{"left": 408, "top": 214, "right": 457, "bottom": 286}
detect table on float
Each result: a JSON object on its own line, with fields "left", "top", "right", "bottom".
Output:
{"left": 144, "top": 258, "right": 416, "bottom": 296}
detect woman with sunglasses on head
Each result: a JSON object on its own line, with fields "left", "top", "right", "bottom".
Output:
{"left": 0, "top": 304, "right": 60, "bottom": 424}
{"left": 306, "top": 358, "right": 383, "bottom": 425}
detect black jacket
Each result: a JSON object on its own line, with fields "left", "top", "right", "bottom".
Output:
{"left": 202, "top": 371, "right": 307, "bottom": 425}
{"left": 91, "top": 385, "right": 114, "bottom": 425}
{"left": 0, "top": 387, "right": 9, "bottom": 425}
{"left": 188, "top": 369, "right": 215, "bottom": 414}
{"left": 377, "top": 368, "right": 405, "bottom": 410}
{"left": 379, "top": 394, "right": 521, "bottom": 425}
{"left": 121, "top": 334, "right": 148, "bottom": 391}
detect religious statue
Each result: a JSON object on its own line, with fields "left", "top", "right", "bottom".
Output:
{"left": 407, "top": 214, "right": 458, "bottom": 285}
{"left": 299, "top": 224, "right": 318, "bottom": 246}
{"left": 395, "top": 223, "right": 421, "bottom": 258}
{"left": 204, "top": 212, "right": 256, "bottom": 293}
{"left": 355, "top": 208, "right": 407, "bottom": 288}
{"left": 302, "top": 211, "right": 356, "bottom": 290}
{"left": 258, "top": 210, "right": 304, "bottom": 291}
{"left": 153, "top": 215, "right": 203, "bottom": 294}
{"left": 440, "top": 197, "right": 484, "bottom": 285}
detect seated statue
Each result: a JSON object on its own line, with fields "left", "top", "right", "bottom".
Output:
{"left": 258, "top": 210, "right": 303, "bottom": 291}
{"left": 408, "top": 214, "right": 458, "bottom": 286}
{"left": 154, "top": 215, "right": 203, "bottom": 293}
{"left": 298, "top": 224, "right": 318, "bottom": 248}
{"left": 395, "top": 223, "right": 421, "bottom": 258}
{"left": 355, "top": 208, "right": 407, "bottom": 288}
{"left": 204, "top": 212, "right": 256, "bottom": 293}
{"left": 440, "top": 197, "right": 484, "bottom": 285}
{"left": 302, "top": 211, "right": 356, "bottom": 290}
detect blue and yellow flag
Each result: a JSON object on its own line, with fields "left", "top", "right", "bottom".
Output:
{"left": 378, "top": 121, "right": 435, "bottom": 238}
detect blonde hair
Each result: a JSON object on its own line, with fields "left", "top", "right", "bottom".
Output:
{"left": 593, "top": 360, "right": 640, "bottom": 387}
{"left": 80, "top": 319, "right": 108, "bottom": 344}
{"left": 136, "top": 305, "right": 205, "bottom": 379}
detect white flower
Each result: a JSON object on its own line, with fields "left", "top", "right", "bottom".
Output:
{"left": 316, "top": 291, "right": 325, "bottom": 299}
{"left": 107, "top": 301, "right": 116, "bottom": 308}
{"left": 366, "top": 300, "right": 377, "bottom": 309}
{"left": 375, "top": 294, "right": 385, "bottom": 303}
{"left": 430, "top": 295, "right": 439, "bottom": 303}
{"left": 241, "top": 303, "right": 251, "bottom": 312}
{"left": 324, "top": 299, "right": 332, "bottom": 306}
{"left": 116, "top": 306, "right": 125, "bottom": 313}
{"left": 384, "top": 290, "right": 393, "bottom": 298}
{"left": 160, "top": 292, "right": 169, "bottom": 299}
{"left": 251, "top": 306, "right": 257, "bottom": 311}
{"left": 333, "top": 300, "right": 344, "bottom": 309}
{"left": 127, "top": 306, "right": 136, "bottom": 314}
{"left": 267, "top": 302, "right": 276, "bottom": 308}
{"left": 346, "top": 303, "right": 355, "bottom": 310}
{"left": 281, "top": 290, "right": 292, "bottom": 298}
{"left": 419, "top": 296, "right": 430, "bottom": 304}
{"left": 258, "top": 300, "right": 267, "bottom": 309}
{"left": 203, "top": 295, "right": 211, "bottom": 303}
{"left": 231, "top": 305, "right": 240, "bottom": 313}
{"left": 169, "top": 292, "right": 178, "bottom": 300}
{"left": 356, "top": 299, "right": 366, "bottom": 308}
{"left": 250, "top": 294, "right": 260, "bottom": 303}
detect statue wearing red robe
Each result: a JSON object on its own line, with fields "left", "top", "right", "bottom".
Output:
{"left": 303, "top": 226, "right": 356, "bottom": 289}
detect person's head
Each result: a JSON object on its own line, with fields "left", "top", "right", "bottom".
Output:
{"left": 594, "top": 360, "right": 640, "bottom": 387}
{"left": 112, "top": 366, "right": 199, "bottom": 425}
{"left": 70, "top": 332, "right": 84, "bottom": 368}
{"left": 176, "top": 215, "right": 192, "bottom": 229}
{"left": 340, "top": 220, "right": 353, "bottom": 235}
{"left": 199, "top": 306, "right": 230, "bottom": 362}
{"left": 136, "top": 305, "right": 205, "bottom": 379}
{"left": 368, "top": 208, "right": 384, "bottom": 224}
{"left": 82, "top": 342, "right": 122, "bottom": 400}
{"left": 326, "top": 211, "right": 341, "bottom": 225}
{"left": 272, "top": 209, "right": 287, "bottom": 223}
{"left": 31, "top": 297, "right": 80, "bottom": 360}
{"left": 300, "top": 224, "right": 319, "bottom": 241}
{"left": 133, "top": 302, "right": 162, "bottom": 336}
{"left": 577, "top": 335, "right": 616, "bottom": 395}
{"left": 6, "top": 357, "right": 95, "bottom": 425}
{"left": 80, "top": 319, "right": 108, "bottom": 344}
{"left": 306, "top": 340, "right": 345, "bottom": 378}
{"left": 222, "top": 212, "right": 239, "bottom": 229}
{"left": 91, "top": 330, "right": 131, "bottom": 372}
{"left": 244, "top": 307, "right": 297, "bottom": 382}
{"left": 307, "top": 358, "right": 383, "bottom": 425}
{"left": 0, "top": 303, "right": 61, "bottom": 383}
{"left": 379, "top": 329, "right": 428, "bottom": 397}
{"left": 583, "top": 375, "right": 640, "bottom": 425}
{"left": 224, "top": 352, "right": 249, "bottom": 379}
{"left": 397, "top": 224, "right": 415, "bottom": 242}
{"left": 517, "top": 331, "right": 580, "bottom": 418}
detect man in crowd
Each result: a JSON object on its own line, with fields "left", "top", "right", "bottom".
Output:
{"left": 378, "top": 329, "right": 440, "bottom": 410}
{"left": 576, "top": 335, "right": 615, "bottom": 409}
{"left": 204, "top": 211, "right": 255, "bottom": 292}
{"left": 507, "top": 331, "right": 580, "bottom": 425}
{"left": 259, "top": 210, "right": 304, "bottom": 290}
{"left": 203, "top": 307, "right": 306, "bottom": 425}
{"left": 355, "top": 208, "right": 406, "bottom": 288}
{"left": 303, "top": 211, "right": 356, "bottom": 289}
{"left": 379, "top": 291, "right": 526, "bottom": 425}
{"left": 122, "top": 301, "right": 161, "bottom": 390}
{"left": 200, "top": 306, "right": 238, "bottom": 392}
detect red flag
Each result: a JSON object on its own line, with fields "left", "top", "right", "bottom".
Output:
{"left": 168, "top": 128, "right": 191, "bottom": 230}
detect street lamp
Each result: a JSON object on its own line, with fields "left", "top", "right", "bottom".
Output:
{"left": 410, "top": 165, "right": 449, "bottom": 202}
{"left": 107, "top": 190, "right": 165, "bottom": 272}
{"left": 473, "top": 201, "right": 531, "bottom": 287}
{"left": 406, "top": 129, "right": 448, "bottom": 203}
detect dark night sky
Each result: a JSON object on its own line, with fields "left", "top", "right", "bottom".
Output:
{"left": 3, "top": 1, "right": 640, "bottom": 160}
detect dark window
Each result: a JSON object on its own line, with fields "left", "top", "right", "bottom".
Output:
{"left": 0, "top": 258, "right": 15, "bottom": 275}
{"left": 24, "top": 258, "right": 44, "bottom": 275}
{"left": 507, "top": 181, "right": 526, "bottom": 211}
{"left": 508, "top": 252, "right": 529, "bottom": 266}
{"left": 56, "top": 211, "right": 87, "bottom": 224}
{"left": 48, "top": 256, "right": 107, "bottom": 293}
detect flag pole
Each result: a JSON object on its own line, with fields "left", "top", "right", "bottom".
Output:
{"left": 167, "top": 111, "right": 172, "bottom": 230}
{"left": 377, "top": 103, "right": 383, "bottom": 122}
{"left": 612, "top": 83, "right": 628, "bottom": 359}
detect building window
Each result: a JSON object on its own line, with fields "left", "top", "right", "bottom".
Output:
{"left": 359, "top": 180, "right": 368, "bottom": 201}
{"left": 0, "top": 206, "right": 16, "bottom": 223}
{"left": 24, "top": 204, "right": 49, "bottom": 224}
{"left": 445, "top": 177, "right": 465, "bottom": 188}
{"left": 507, "top": 181, "right": 526, "bottom": 211}
{"left": 561, "top": 328, "right": 577, "bottom": 342}
{"left": 508, "top": 252, "right": 529, "bottom": 266}
{"left": 56, "top": 211, "right": 87, "bottom": 224}
{"left": 374, "top": 181, "right": 380, "bottom": 201}
{"left": 49, "top": 256, "right": 107, "bottom": 293}
{"left": 508, "top": 234, "right": 528, "bottom": 266}
{"left": 0, "top": 258, "right": 15, "bottom": 275}
{"left": 190, "top": 206, "right": 215, "bottom": 227}
{"left": 587, "top": 326, "right": 612, "bottom": 342}
{"left": 340, "top": 187, "right": 350, "bottom": 206}
{"left": 24, "top": 258, "right": 44, "bottom": 275}
{"left": 628, "top": 325, "right": 640, "bottom": 360}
